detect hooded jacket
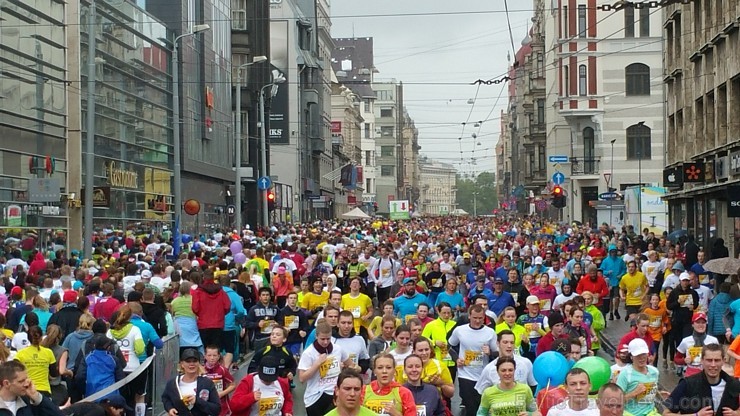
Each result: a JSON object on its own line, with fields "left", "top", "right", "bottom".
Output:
{"left": 48, "top": 303, "right": 82, "bottom": 342}
{"left": 61, "top": 329, "right": 94, "bottom": 371}
{"left": 229, "top": 374, "right": 293, "bottom": 415}
{"left": 223, "top": 286, "right": 247, "bottom": 331}
{"left": 667, "top": 285, "right": 699, "bottom": 326}
{"left": 109, "top": 323, "right": 145, "bottom": 372}
{"left": 192, "top": 280, "right": 231, "bottom": 330}
{"left": 141, "top": 301, "right": 168, "bottom": 337}
{"left": 28, "top": 252, "right": 47, "bottom": 277}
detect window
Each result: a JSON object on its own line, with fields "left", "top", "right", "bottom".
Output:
{"left": 626, "top": 123, "right": 651, "bottom": 160}
{"left": 625, "top": 63, "right": 650, "bottom": 96}
{"left": 380, "top": 146, "right": 394, "bottom": 157}
{"left": 538, "top": 144, "right": 546, "bottom": 171}
{"left": 583, "top": 127, "right": 595, "bottom": 173}
{"left": 365, "top": 150, "right": 372, "bottom": 165}
{"left": 563, "top": 6, "right": 568, "bottom": 37}
{"left": 380, "top": 108, "right": 393, "bottom": 118}
{"left": 578, "top": 5, "right": 587, "bottom": 38}
{"left": 537, "top": 99, "right": 545, "bottom": 125}
{"left": 579, "top": 65, "right": 587, "bottom": 96}
{"left": 377, "top": 90, "right": 393, "bottom": 101}
{"left": 364, "top": 124, "right": 371, "bottom": 139}
{"left": 536, "top": 54, "right": 544, "bottom": 78}
{"left": 363, "top": 99, "right": 372, "bottom": 113}
{"left": 564, "top": 65, "right": 569, "bottom": 97}
{"left": 231, "top": 0, "right": 246, "bottom": 30}
{"left": 624, "top": 5, "right": 635, "bottom": 37}
{"left": 381, "top": 165, "right": 395, "bottom": 177}
{"left": 380, "top": 126, "right": 394, "bottom": 137}
{"left": 639, "top": 5, "right": 650, "bottom": 37}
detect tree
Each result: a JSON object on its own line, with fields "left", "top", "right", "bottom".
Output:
{"left": 455, "top": 172, "right": 497, "bottom": 215}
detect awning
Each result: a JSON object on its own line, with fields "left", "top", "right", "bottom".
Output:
{"left": 662, "top": 179, "right": 739, "bottom": 200}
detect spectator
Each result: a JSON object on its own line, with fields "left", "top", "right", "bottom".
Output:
{"left": 162, "top": 348, "right": 221, "bottom": 416}
{"left": 0, "top": 360, "right": 64, "bottom": 415}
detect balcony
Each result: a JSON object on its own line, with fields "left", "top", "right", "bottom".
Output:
{"left": 570, "top": 157, "right": 601, "bottom": 177}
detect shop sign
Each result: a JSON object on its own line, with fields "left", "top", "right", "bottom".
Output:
{"left": 81, "top": 187, "right": 111, "bottom": 208}
{"left": 716, "top": 156, "right": 729, "bottom": 180}
{"left": 682, "top": 162, "right": 705, "bottom": 183}
{"left": 663, "top": 167, "right": 683, "bottom": 188}
{"left": 728, "top": 185, "right": 740, "bottom": 217}
{"left": 731, "top": 151, "right": 740, "bottom": 175}
{"left": 106, "top": 162, "right": 138, "bottom": 189}
{"left": 6, "top": 205, "right": 22, "bottom": 227}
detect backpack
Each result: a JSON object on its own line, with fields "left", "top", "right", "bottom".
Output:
{"left": 85, "top": 349, "right": 118, "bottom": 397}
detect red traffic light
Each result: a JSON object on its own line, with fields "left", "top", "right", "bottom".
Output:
{"left": 552, "top": 186, "right": 563, "bottom": 195}
{"left": 267, "top": 191, "right": 275, "bottom": 200}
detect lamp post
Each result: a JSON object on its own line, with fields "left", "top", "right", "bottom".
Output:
{"left": 472, "top": 191, "right": 479, "bottom": 217}
{"left": 171, "top": 24, "right": 210, "bottom": 256}
{"left": 610, "top": 138, "right": 616, "bottom": 228}
{"left": 258, "top": 70, "right": 286, "bottom": 229}
{"left": 234, "top": 56, "right": 267, "bottom": 232}
{"left": 636, "top": 121, "right": 645, "bottom": 234}
{"left": 83, "top": 0, "right": 97, "bottom": 259}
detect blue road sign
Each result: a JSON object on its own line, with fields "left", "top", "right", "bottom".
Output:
{"left": 257, "top": 176, "right": 272, "bottom": 190}
{"left": 599, "top": 192, "right": 618, "bottom": 200}
{"left": 552, "top": 172, "right": 565, "bottom": 185}
{"left": 548, "top": 155, "right": 569, "bottom": 163}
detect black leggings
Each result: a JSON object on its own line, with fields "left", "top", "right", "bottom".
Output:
{"left": 377, "top": 286, "right": 391, "bottom": 303}
{"left": 306, "top": 392, "right": 334, "bottom": 416}
{"left": 459, "top": 378, "right": 481, "bottom": 416}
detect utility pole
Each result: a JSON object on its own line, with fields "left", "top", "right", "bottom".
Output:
{"left": 83, "top": 0, "right": 96, "bottom": 259}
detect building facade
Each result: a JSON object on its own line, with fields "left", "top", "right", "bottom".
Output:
{"left": 541, "top": 0, "right": 665, "bottom": 225}
{"left": 372, "top": 80, "right": 403, "bottom": 214}
{"left": 0, "top": 0, "right": 69, "bottom": 248}
{"left": 330, "top": 82, "right": 364, "bottom": 216}
{"left": 418, "top": 159, "right": 457, "bottom": 216}
{"left": 332, "top": 37, "right": 378, "bottom": 214}
{"left": 400, "top": 109, "right": 421, "bottom": 209}
{"left": 662, "top": 0, "right": 740, "bottom": 256}
{"left": 496, "top": 110, "right": 512, "bottom": 206}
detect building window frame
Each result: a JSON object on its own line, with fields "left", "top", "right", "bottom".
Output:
{"left": 380, "top": 146, "right": 394, "bottom": 157}
{"left": 625, "top": 63, "right": 650, "bottom": 96}
{"left": 563, "top": 5, "right": 568, "bottom": 38}
{"left": 578, "top": 64, "right": 587, "bottom": 96}
{"left": 578, "top": 4, "right": 587, "bottom": 38}
{"left": 625, "top": 5, "right": 635, "bottom": 37}
{"left": 381, "top": 165, "right": 395, "bottom": 177}
{"left": 626, "top": 123, "right": 651, "bottom": 160}
{"left": 639, "top": 5, "right": 650, "bottom": 37}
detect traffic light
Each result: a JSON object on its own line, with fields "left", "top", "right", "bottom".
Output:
{"left": 551, "top": 186, "right": 566, "bottom": 209}
{"left": 267, "top": 190, "right": 275, "bottom": 211}
{"left": 373, "top": 202, "right": 378, "bottom": 213}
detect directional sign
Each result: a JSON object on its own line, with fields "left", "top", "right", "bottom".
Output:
{"left": 552, "top": 172, "right": 565, "bottom": 185}
{"left": 389, "top": 199, "right": 410, "bottom": 220}
{"left": 599, "top": 192, "right": 618, "bottom": 200}
{"left": 548, "top": 155, "right": 569, "bottom": 163}
{"left": 257, "top": 176, "right": 272, "bottom": 190}
{"left": 226, "top": 205, "right": 236, "bottom": 216}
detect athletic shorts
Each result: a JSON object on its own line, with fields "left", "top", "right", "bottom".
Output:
{"left": 220, "top": 330, "right": 237, "bottom": 354}
{"left": 610, "top": 286, "right": 621, "bottom": 298}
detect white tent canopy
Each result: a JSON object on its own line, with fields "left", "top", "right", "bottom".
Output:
{"left": 341, "top": 207, "right": 371, "bottom": 219}
{"left": 451, "top": 208, "right": 469, "bottom": 216}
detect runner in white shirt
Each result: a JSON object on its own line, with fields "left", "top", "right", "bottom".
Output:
{"left": 298, "top": 322, "right": 353, "bottom": 416}
{"left": 448, "top": 305, "right": 498, "bottom": 416}
{"left": 548, "top": 263, "right": 567, "bottom": 295}
{"left": 548, "top": 368, "right": 600, "bottom": 416}
{"left": 641, "top": 251, "right": 662, "bottom": 293}
{"left": 475, "top": 330, "right": 536, "bottom": 394}
{"left": 333, "top": 311, "right": 370, "bottom": 374}
{"left": 689, "top": 271, "right": 713, "bottom": 312}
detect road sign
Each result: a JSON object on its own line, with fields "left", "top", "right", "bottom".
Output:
{"left": 389, "top": 199, "right": 410, "bottom": 220}
{"left": 257, "top": 176, "right": 272, "bottom": 190}
{"left": 552, "top": 172, "right": 565, "bottom": 185}
{"left": 548, "top": 155, "right": 569, "bottom": 163}
{"left": 599, "top": 192, "right": 618, "bottom": 200}
{"left": 226, "top": 205, "right": 235, "bottom": 216}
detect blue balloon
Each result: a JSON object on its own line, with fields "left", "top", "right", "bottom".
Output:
{"left": 182, "top": 234, "right": 192, "bottom": 244}
{"left": 533, "top": 351, "right": 569, "bottom": 388}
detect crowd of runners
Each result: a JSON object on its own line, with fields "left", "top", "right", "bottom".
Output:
{"left": 0, "top": 216, "right": 739, "bottom": 416}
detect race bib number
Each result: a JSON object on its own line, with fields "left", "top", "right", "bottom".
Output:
{"left": 319, "top": 356, "right": 340, "bottom": 384}
{"left": 632, "top": 286, "right": 642, "bottom": 297}
{"left": 381, "top": 267, "right": 390, "bottom": 277}
{"left": 649, "top": 316, "right": 662, "bottom": 328}
{"left": 699, "top": 274, "right": 710, "bottom": 284}
{"left": 540, "top": 299, "right": 551, "bottom": 310}
{"left": 337, "top": 269, "right": 344, "bottom": 278}
{"left": 511, "top": 293, "right": 518, "bottom": 302}
{"left": 261, "top": 320, "right": 275, "bottom": 334}
{"left": 258, "top": 396, "right": 282, "bottom": 416}
{"left": 416, "top": 405, "right": 427, "bottom": 416}
{"left": 440, "top": 344, "right": 452, "bottom": 361}
{"left": 679, "top": 295, "right": 693, "bottom": 308}
{"left": 404, "top": 314, "right": 417, "bottom": 324}
{"left": 351, "top": 307, "right": 362, "bottom": 319}
{"left": 284, "top": 315, "right": 299, "bottom": 330}
{"left": 210, "top": 375, "right": 223, "bottom": 392}
{"left": 688, "top": 346, "right": 702, "bottom": 365}
{"left": 636, "top": 382, "right": 657, "bottom": 402}
{"left": 464, "top": 350, "right": 484, "bottom": 367}
{"left": 550, "top": 277, "right": 559, "bottom": 286}
{"left": 349, "top": 353, "right": 358, "bottom": 365}
{"left": 365, "top": 399, "right": 393, "bottom": 415}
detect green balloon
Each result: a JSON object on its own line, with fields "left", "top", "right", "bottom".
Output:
{"left": 573, "top": 356, "right": 611, "bottom": 391}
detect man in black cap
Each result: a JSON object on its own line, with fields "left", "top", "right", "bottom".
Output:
{"left": 536, "top": 311, "right": 570, "bottom": 356}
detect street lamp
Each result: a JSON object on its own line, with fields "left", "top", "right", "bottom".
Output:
{"left": 234, "top": 55, "right": 268, "bottom": 232}
{"left": 83, "top": 0, "right": 99, "bottom": 259}
{"left": 472, "top": 191, "right": 479, "bottom": 217}
{"left": 172, "top": 23, "right": 210, "bottom": 256}
{"left": 258, "top": 70, "right": 286, "bottom": 228}
{"left": 636, "top": 121, "right": 645, "bottom": 233}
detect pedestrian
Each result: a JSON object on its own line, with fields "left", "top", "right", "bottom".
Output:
{"left": 0, "top": 360, "right": 64, "bottom": 416}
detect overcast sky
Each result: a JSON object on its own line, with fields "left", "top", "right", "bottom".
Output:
{"left": 330, "top": 1, "right": 534, "bottom": 178}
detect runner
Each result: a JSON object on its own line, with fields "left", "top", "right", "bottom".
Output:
{"left": 362, "top": 353, "right": 416, "bottom": 416}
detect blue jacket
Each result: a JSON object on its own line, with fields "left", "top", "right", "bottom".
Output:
{"left": 131, "top": 315, "right": 163, "bottom": 362}
{"left": 600, "top": 255, "right": 626, "bottom": 287}
{"left": 394, "top": 293, "right": 429, "bottom": 322}
{"left": 61, "top": 329, "right": 93, "bottom": 371}
{"left": 708, "top": 292, "right": 732, "bottom": 337}
{"left": 467, "top": 287, "right": 496, "bottom": 310}
{"left": 224, "top": 286, "right": 247, "bottom": 331}
{"left": 488, "top": 291, "right": 515, "bottom": 316}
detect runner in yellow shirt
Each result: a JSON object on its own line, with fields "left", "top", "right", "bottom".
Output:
{"left": 340, "top": 277, "right": 374, "bottom": 338}
{"left": 619, "top": 260, "right": 648, "bottom": 323}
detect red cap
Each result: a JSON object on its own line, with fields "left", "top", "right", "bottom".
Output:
{"left": 63, "top": 290, "right": 78, "bottom": 303}
{"left": 10, "top": 286, "right": 22, "bottom": 297}
{"left": 692, "top": 312, "right": 707, "bottom": 323}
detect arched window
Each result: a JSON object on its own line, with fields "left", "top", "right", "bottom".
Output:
{"left": 625, "top": 63, "right": 650, "bottom": 96}
{"left": 579, "top": 65, "right": 587, "bottom": 96}
{"left": 626, "top": 123, "right": 651, "bottom": 160}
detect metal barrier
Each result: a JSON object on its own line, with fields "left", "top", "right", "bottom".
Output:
{"left": 151, "top": 334, "right": 180, "bottom": 416}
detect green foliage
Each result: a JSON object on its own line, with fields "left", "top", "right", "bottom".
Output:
{"left": 455, "top": 172, "right": 497, "bottom": 216}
